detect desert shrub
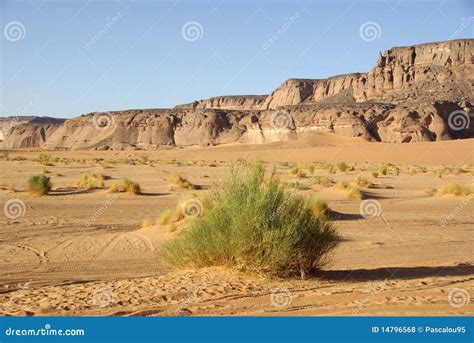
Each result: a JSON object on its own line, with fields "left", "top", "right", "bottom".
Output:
{"left": 7, "top": 184, "right": 15, "bottom": 193}
{"left": 297, "top": 169, "right": 307, "bottom": 178}
{"left": 311, "top": 176, "right": 334, "bottom": 187}
{"left": 162, "top": 161, "right": 339, "bottom": 278}
{"left": 108, "top": 183, "right": 121, "bottom": 193}
{"left": 436, "top": 182, "right": 471, "bottom": 197}
{"left": 308, "top": 197, "right": 331, "bottom": 220}
{"left": 169, "top": 174, "right": 197, "bottom": 190}
{"left": 347, "top": 187, "right": 363, "bottom": 200}
{"left": 327, "top": 164, "right": 336, "bottom": 174}
{"left": 371, "top": 171, "right": 379, "bottom": 178}
{"left": 76, "top": 174, "right": 104, "bottom": 190}
{"left": 355, "top": 175, "right": 373, "bottom": 188}
{"left": 122, "top": 178, "right": 141, "bottom": 195}
{"left": 11, "top": 156, "right": 27, "bottom": 161}
{"left": 288, "top": 181, "right": 310, "bottom": 190}
{"left": 27, "top": 174, "right": 52, "bottom": 195}
{"left": 336, "top": 162, "right": 349, "bottom": 172}
{"left": 393, "top": 167, "right": 400, "bottom": 176}
{"left": 157, "top": 208, "right": 181, "bottom": 225}
{"left": 38, "top": 153, "right": 53, "bottom": 166}
{"left": 379, "top": 165, "right": 388, "bottom": 176}
{"left": 308, "top": 164, "right": 315, "bottom": 174}
{"left": 290, "top": 166, "right": 299, "bottom": 175}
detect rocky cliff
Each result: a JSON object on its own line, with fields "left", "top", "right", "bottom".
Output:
{"left": 1, "top": 39, "right": 472, "bottom": 150}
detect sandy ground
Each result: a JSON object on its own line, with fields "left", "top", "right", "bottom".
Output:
{"left": 0, "top": 136, "right": 473, "bottom": 316}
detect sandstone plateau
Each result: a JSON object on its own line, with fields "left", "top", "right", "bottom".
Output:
{"left": 1, "top": 39, "right": 473, "bottom": 150}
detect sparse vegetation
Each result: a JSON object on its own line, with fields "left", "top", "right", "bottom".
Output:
{"left": 122, "top": 178, "right": 141, "bottom": 195}
{"left": 162, "top": 161, "right": 339, "bottom": 278}
{"left": 27, "top": 174, "right": 52, "bottom": 195}
{"left": 76, "top": 174, "right": 104, "bottom": 190}
{"left": 308, "top": 197, "right": 331, "bottom": 220}
{"left": 436, "top": 182, "right": 471, "bottom": 197}
{"left": 142, "top": 218, "right": 153, "bottom": 228}
{"left": 169, "top": 174, "right": 198, "bottom": 190}
{"left": 355, "top": 175, "right": 373, "bottom": 188}
{"left": 379, "top": 165, "right": 388, "bottom": 176}
{"left": 308, "top": 164, "right": 315, "bottom": 174}
{"left": 311, "top": 176, "right": 334, "bottom": 187}
{"left": 7, "top": 184, "right": 16, "bottom": 193}
{"left": 371, "top": 171, "right": 379, "bottom": 178}
{"left": 336, "top": 162, "right": 349, "bottom": 172}
{"left": 38, "top": 153, "right": 54, "bottom": 166}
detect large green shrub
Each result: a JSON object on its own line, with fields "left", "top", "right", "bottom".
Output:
{"left": 27, "top": 174, "right": 52, "bottom": 195}
{"left": 162, "top": 162, "right": 339, "bottom": 278}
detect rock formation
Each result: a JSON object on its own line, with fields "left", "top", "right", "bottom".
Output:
{"left": 1, "top": 39, "right": 472, "bottom": 150}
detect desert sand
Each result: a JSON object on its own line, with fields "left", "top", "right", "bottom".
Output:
{"left": 0, "top": 136, "right": 472, "bottom": 316}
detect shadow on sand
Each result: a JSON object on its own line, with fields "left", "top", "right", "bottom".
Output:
{"left": 315, "top": 263, "right": 474, "bottom": 282}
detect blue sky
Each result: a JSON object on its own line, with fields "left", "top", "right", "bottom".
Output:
{"left": 0, "top": 0, "right": 472, "bottom": 118}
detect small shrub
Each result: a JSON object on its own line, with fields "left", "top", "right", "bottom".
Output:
{"left": 142, "top": 218, "right": 153, "bottom": 228}
{"left": 308, "top": 197, "right": 331, "bottom": 220}
{"left": 327, "top": 164, "right": 336, "bottom": 174}
{"left": 297, "top": 169, "right": 307, "bottom": 178}
{"left": 169, "top": 174, "right": 197, "bottom": 190}
{"left": 393, "top": 167, "right": 400, "bottom": 176}
{"left": 288, "top": 181, "right": 310, "bottom": 190}
{"left": 336, "top": 162, "right": 349, "bottom": 172}
{"left": 379, "top": 165, "right": 388, "bottom": 176}
{"left": 371, "top": 171, "right": 379, "bottom": 178}
{"left": 122, "top": 178, "right": 141, "bottom": 195}
{"left": 162, "top": 161, "right": 339, "bottom": 278}
{"left": 38, "top": 153, "right": 53, "bottom": 166}
{"left": 355, "top": 175, "right": 373, "bottom": 188}
{"left": 157, "top": 208, "right": 183, "bottom": 225}
{"left": 347, "top": 187, "right": 363, "bottom": 200}
{"left": 311, "top": 176, "right": 333, "bottom": 187}
{"left": 108, "top": 183, "right": 121, "bottom": 193}
{"left": 76, "top": 174, "right": 103, "bottom": 190}
{"left": 27, "top": 174, "right": 52, "bottom": 195}
{"left": 308, "top": 164, "right": 315, "bottom": 174}
{"left": 436, "top": 182, "right": 471, "bottom": 197}
{"left": 7, "top": 184, "right": 15, "bottom": 193}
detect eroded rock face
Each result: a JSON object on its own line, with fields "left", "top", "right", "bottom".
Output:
{"left": 263, "top": 39, "right": 473, "bottom": 109}
{"left": 2, "top": 39, "right": 473, "bottom": 149}
{"left": 1, "top": 117, "right": 65, "bottom": 149}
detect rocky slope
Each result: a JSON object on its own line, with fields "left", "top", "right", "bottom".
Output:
{"left": 1, "top": 39, "right": 472, "bottom": 150}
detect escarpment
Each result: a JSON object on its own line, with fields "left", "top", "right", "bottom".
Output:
{"left": 2, "top": 39, "right": 473, "bottom": 150}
